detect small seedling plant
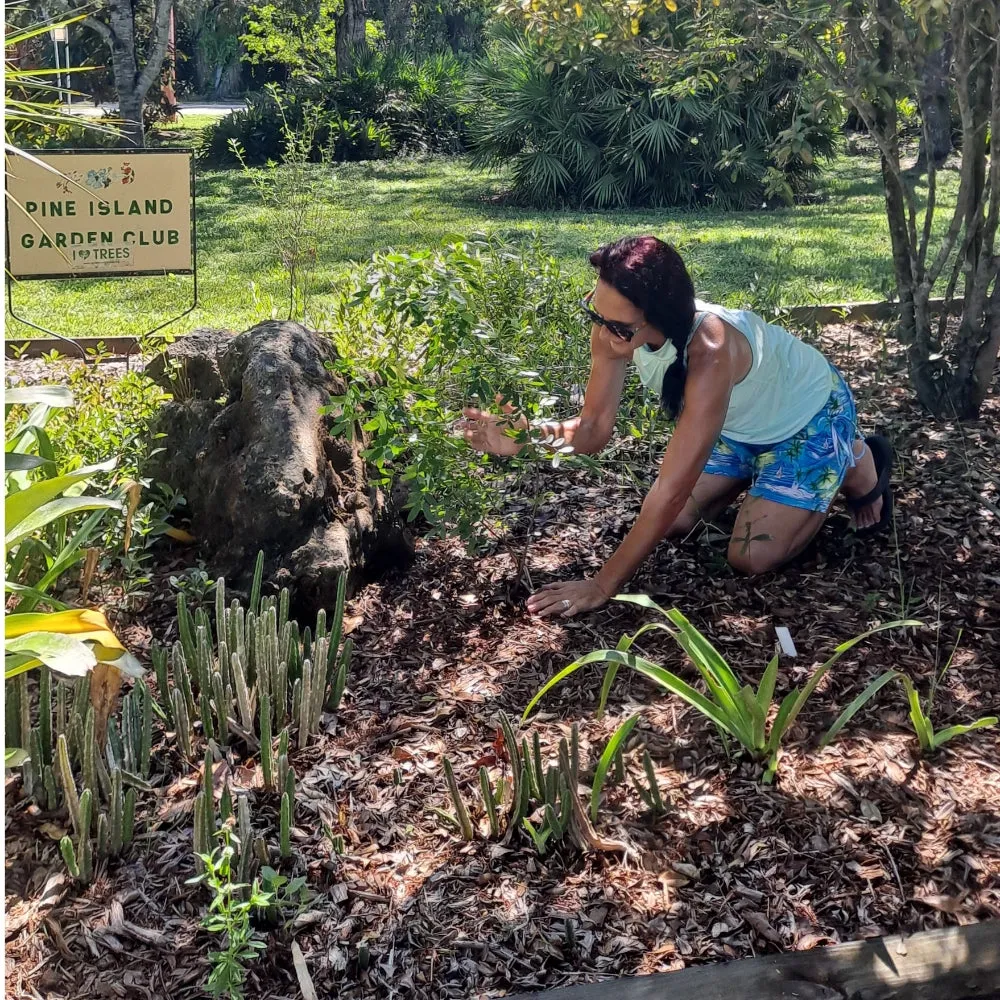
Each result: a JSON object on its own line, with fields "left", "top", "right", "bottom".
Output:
{"left": 187, "top": 827, "right": 274, "bottom": 1000}
{"left": 821, "top": 631, "right": 998, "bottom": 753}
{"left": 525, "top": 594, "right": 919, "bottom": 783}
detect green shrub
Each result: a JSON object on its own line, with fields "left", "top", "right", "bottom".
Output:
{"left": 467, "top": 25, "right": 838, "bottom": 209}
{"left": 199, "top": 50, "right": 469, "bottom": 168}
{"left": 316, "top": 235, "right": 597, "bottom": 542}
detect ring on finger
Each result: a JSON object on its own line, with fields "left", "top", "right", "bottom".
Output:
{"left": 561, "top": 599, "right": 571, "bottom": 609}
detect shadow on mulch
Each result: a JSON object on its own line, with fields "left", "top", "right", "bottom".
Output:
{"left": 5, "top": 324, "right": 999, "bottom": 999}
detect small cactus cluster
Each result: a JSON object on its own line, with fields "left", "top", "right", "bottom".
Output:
{"left": 152, "top": 552, "right": 352, "bottom": 762}
{"left": 29, "top": 673, "right": 153, "bottom": 884}
{"left": 443, "top": 715, "right": 607, "bottom": 856}
{"left": 7, "top": 665, "right": 151, "bottom": 884}
{"left": 193, "top": 740, "right": 297, "bottom": 881}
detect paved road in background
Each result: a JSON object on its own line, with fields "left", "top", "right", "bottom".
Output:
{"left": 68, "top": 102, "right": 245, "bottom": 117}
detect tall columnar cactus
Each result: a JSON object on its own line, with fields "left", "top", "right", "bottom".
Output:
{"left": 118, "top": 678, "right": 153, "bottom": 779}
{"left": 64, "top": 788, "right": 95, "bottom": 884}
{"left": 280, "top": 790, "right": 292, "bottom": 859}
{"left": 276, "top": 730, "right": 290, "bottom": 802}
{"left": 259, "top": 692, "right": 273, "bottom": 791}
{"left": 5, "top": 676, "right": 20, "bottom": 755}
{"left": 202, "top": 748, "right": 216, "bottom": 845}
{"left": 152, "top": 645, "right": 172, "bottom": 726}
{"left": 172, "top": 687, "right": 193, "bottom": 758}
{"left": 16, "top": 673, "right": 30, "bottom": 753}
{"left": 38, "top": 666, "right": 52, "bottom": 766}
{"left": 237, "top": 794, "right": 254, "bottom": 884}
{"left": 123, "top": 787, "right": 136, "bottom": 845}
{"left": 194, "top": 767, "right": 290, "bottom": 878}
{"left": 57, "top": 733, "right": 81, "bottom": 835}
{"left": 20, "top": 666, "right": 142, "bottom": 884}
{"left": 82, "top": 707, "right": 98, "bottom": 820}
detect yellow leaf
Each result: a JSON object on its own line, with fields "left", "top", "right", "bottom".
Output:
{"left": 4, "top": 608, "right": 130, "bottom": 663}
{"left": 5, "top": 608, "right": 117, "bottom": 639}
{"left": 574, "top": 1, "right": 583, "bottom": 15}
{"left": 122, "top": 480, "right": 142, "bottom": 553}
{"left": 664, "top": 0, "right": 677, "bottom": 10}
{"left": 630, "top": 16, "right": 640, "bottom": 33}
{"left": 165, "top": 526, "right": 196, "bottom": 543}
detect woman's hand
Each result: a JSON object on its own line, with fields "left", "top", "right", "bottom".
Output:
{"left": 457, "top": 398, "right": 528, "bottom": 456}
{"left": 526, "top": 578, "right": 611, "bottom": 618}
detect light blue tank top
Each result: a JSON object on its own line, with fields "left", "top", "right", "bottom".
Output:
{"left": 633, "top": 299, "right": 834, "bottom": 445}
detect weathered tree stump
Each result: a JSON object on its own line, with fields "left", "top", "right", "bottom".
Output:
{"left": 144, "top": 321, "right": 413, "bottom": 613}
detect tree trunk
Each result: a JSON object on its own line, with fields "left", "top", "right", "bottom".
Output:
{"left": 951, "top": 13, "right": 1000, "bottom": 419}
{"left": 382, "top": 0, "right": 413, "bottom": 49}
{"left": 871, "top": 0, "right": 919, "bottom": 343}
{"left": 916, "top": 37, "right": 953, "bottom": 171}
{"left": 335, "top": 0, "right": 367, "bottom": 77}
{"left": 97, "top": 0, "right": 172, "bottom": 147}
{"left": 106, "top": 0, "right": 144, "bottom": 146}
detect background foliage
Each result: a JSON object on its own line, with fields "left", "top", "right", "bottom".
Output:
{"left": 468, "top": 19, "right": 839, "bottom": 209}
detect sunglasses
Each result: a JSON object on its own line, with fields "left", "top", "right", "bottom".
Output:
{"left": 580, "top": 294, "right": 644, "bottom": 342}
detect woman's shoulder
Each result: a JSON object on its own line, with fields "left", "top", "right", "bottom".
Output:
{"left": 687, "top": 311, "right": 730, "bottom": 362}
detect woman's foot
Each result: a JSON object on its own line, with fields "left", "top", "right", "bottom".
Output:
{"left": 843, "top": 442, "right": 883, "bottom": 529}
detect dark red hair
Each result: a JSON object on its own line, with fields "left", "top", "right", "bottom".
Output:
{"left": 589, "top": 236, "right": 695, "bottom": 419}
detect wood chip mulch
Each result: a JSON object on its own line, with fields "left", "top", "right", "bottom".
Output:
{"left": 5, "top": 325, "right": 999, "bottom": 999}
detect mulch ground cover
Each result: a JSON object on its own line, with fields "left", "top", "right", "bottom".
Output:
{"left": 5, "top": 324, "right": 999, "bottom": 999}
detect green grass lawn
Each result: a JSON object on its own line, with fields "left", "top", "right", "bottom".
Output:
{"left": 5, "top": 149, "right": 956, "bottom": 341}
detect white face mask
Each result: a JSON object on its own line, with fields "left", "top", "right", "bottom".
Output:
{"left": 633, "top": 338, "right": 678, "bottom": 395}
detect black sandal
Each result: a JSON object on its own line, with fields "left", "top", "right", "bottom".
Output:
{"left": 849, "top": 434, "right": 894, "bottom": 537}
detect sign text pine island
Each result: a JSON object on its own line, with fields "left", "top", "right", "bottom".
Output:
{"left": 6, "top": 150, "right": 193, "bottom": 279}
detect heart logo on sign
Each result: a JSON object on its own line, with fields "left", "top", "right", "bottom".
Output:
{"left": 77, "top": 250, "right": 90, "bottom": 259}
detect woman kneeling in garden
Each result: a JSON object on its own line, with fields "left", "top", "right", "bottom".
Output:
{"left": 460, "top": 235, "right": 894, "bottom": 619}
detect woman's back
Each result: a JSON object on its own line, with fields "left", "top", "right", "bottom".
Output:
{"left": 635, "top": 300, "right": 833, "bottom": 444}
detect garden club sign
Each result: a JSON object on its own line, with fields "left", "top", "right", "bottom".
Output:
{"left": 6, "top": 149, "right": 194, "bottom": 279}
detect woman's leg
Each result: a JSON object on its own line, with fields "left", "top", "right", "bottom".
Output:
{"left": 667, "top": 472, "right": 750, "bottom": 539}
{"left": 727, "top": 494, "right": 827, "bottom": 574}
{"left": 841, "top": 438, "right": 883, "bottom": 529}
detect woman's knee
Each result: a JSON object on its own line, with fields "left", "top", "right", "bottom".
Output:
{"left": 727, "top": 542, "right": 783, "bottom": 576}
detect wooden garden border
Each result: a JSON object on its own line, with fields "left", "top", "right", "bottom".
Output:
{"left": 3, "top": 297, "right": 965, "bottom": 361}
{"left": 4, "top": 335, "right": 141, "bottom": 362}
{"left": 507, "top": 921, "right": 1000, "bottom": 1000}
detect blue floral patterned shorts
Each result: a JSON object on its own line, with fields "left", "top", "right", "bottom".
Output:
{"left": 703, "top": 364, "right": 859, "bottom": 513}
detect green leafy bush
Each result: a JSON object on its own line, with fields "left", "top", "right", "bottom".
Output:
{"left": 199, "top": 50, "right": 469, "bottom": 167}
{"left": 317, "top": 235, "right": 596, "bottom": 542}
{"left": 198, "top": 88, "right": 392, "bottom": 167}
{"left": 467, "top": 24, "right": 838, "bottom": 209}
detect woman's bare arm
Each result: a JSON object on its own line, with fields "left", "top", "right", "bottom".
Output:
{"left": 462, "top": 324, "right": 627, "bottom": 456}
{"left": 592, "top": 319, "right": 735, "bottom": 596}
